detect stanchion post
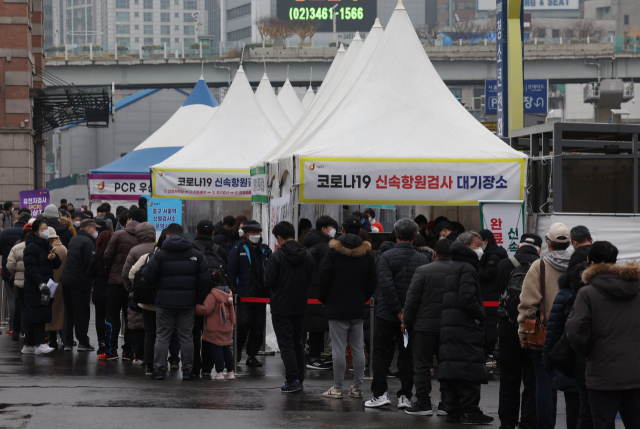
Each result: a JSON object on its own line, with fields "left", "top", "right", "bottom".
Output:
{"left": 233, "top": 294, "right": 247, "bottom": 375}
{"left": 369, "top": 297, "right": 375, "bottom": 379}
{"left": 0, "top": 280, "right": 7, "bottom": 326}
{"left": 119, "top": 312, "right": 125, "bottom": 338}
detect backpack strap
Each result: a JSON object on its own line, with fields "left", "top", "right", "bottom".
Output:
{"left": 509, "top": 255, "right": 520, "bottom": 269}
{"left": 539, "top": 260, "right": 546, "bottom": 326}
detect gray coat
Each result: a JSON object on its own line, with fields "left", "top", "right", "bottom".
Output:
{"left": 122, "top": 222, "right": 156, "bottom": 290}
{"left": 403, "top": 259, "right": 452, "bottom": 333}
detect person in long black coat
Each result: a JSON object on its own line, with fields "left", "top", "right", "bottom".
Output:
{"left": 478, "top": 229, "right": 508, "bottom": 361}
{"left": 22, "top": 219, "right": 62, "bottom": 353}
{"left": 439, "top": 240, "right": 492, "bottom": 424}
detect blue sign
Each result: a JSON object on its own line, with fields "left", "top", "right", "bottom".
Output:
{"left": 144, "top": 196, "right": 182, "bottom": 239}
{"left": 486, "top": 79, "right": 548, "bottom": 115}
{"left": 496, "top": 0, "right": 507, "bottom": 137}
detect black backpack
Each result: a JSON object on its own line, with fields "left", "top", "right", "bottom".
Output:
{"left": 133, "top": 251, "right": 156, "bottom": 305}
{"left": 193, "top": 240, "right": 226, "bottom": 272}
{"left": 497, "top": 256, "right": 532, "bottom": 326}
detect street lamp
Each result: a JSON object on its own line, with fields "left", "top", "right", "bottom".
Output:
{"left": 192, "top": 10, "right": 200, "bottom": 41}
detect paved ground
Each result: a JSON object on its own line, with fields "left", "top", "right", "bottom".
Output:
{"left": 0, "top": 315, "right": 598, "bottom": 429}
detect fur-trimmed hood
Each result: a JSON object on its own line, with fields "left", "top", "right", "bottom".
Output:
{"left": 329, "top": 234, "right": 371, "bottom": 258}
{"left": 582, "top": 262, "right": 640, "bottom": 301}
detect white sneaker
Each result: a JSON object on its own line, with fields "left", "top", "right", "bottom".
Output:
{"left": 365, "top": 392, "right": 391, "bottom": 408}
{"left": 397, "top": 395, "right": 411, "bottom": 409}
{"left": 225, "top": 371, "right": 235, "bottom": 380}
{"left": 212, "top": 372, "right": 225, "bottom": 380}
{"left": 21, "top": 346, "right": 36, "bottom": 354}
{"left": 35, "top": 344, "right": 55, "bottom": 354}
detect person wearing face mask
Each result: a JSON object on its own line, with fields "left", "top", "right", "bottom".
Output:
{"left": 42, "top": 204, "right": 73, "bottom": 249}
{"left": 435, "top": 221, "right": 460, "bottom": 243}
{"left": 59, "top": 219, "right": 98, "bottom": 352}
{"left": 364, "top": 208, "right": 385, "bottom": 233}
{"left": 44, "top": 227, "right": 68, "bottom": 349}
{"left": 477, "top": 229, "right": 508, "bottom": 367}
{"left": 438, "top": 233, "right": 493, "bottom": 425}
{"left": 0, "top": 201, "right": 15, "bottom": 232}
{"left": 303, "top": 215, "right": 339, "bottom": 370}
{"left": 226, "top": 220, "right": 272, "bottom": 368}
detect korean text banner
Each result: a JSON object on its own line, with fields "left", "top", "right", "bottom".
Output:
{"left": 89, "top": 174, "right": 152, "bottom": 201}
{"left": 479, "top": 201, "right": 525, "bottom": 256}
{"left": 146, "top": 196, "right": 182, "bottom": 239}
{"left": 152, "top": 169, "right": 251, "bottom": 200}
{"left": 251, "top": 166, "right": 268, "bottom": 204}
{"left": 20, "top": 189, "right": 50, "bottom": 217}
{"left": 300, "top": 158, "right": 525, "bottom": 205}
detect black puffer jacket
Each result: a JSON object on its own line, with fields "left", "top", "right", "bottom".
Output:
{"left": 403, "top": 259, "right": 452, "bottom": 333}
{"left": 59, "top": 229, "right": 96, "bottom": 291}
{"left": 376, "top": 242, "right": 429, "bottom": 323}
{"left": 45, "top": 218, "right": 73, "bottom": 248}
{"left": 318, "top": 234, "right": 377, "bottom": 320}
{"left": 439, "top": 241, "right": 487, "bottom": 384}
{"left": 303, "top": 228, "right": 331, "bottom": 331}
{"left": 478, "top": 243, "right": 508, "bottom": 346}
{"left": 23, "top": 234, "right": 62, "bottom": 325}
{"left": 0, "top": 221, "right": 26, "bottom": 282}
{"left": 496, "top": 245, "right": 540, "bottom": 338}
{"left": 265, "top": 240, "right": 313, "bottom": 316}
{"left": 142, "top": 234, "right": 210, "bottom": 309}
{"left": 212, "top": 222, "right": 230, "bottom": 249}
{"left": 87, "top": 250, "right": 109, "bottom": 305}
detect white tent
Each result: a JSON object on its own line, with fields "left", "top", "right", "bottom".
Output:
{"left": 301, "top": 86, "right": 314, "bottom": 111}
{"left": 255, "top": 73, "right": 292, "bottom": 138}
{"left": 152, "top": 65, "right": 281, "bottom": 200}
{"left": 277, "top": 78, "right": 304, "bottom": 124}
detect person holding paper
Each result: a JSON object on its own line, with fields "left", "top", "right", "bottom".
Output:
{"left": 44, "top": 227, "right": 67, "bottom": 349}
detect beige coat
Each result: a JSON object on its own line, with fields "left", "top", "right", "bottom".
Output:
{"left": 7, "top": 242, "right": 26, "bottom": 288}
{"left": 46, "top": 240, "right": 67, "bottom": 331}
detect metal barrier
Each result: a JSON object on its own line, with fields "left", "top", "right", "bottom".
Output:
{"left": 0, "top": 280, "right": 8, "bottom": 327}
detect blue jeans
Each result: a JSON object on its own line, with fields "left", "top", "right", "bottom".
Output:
{"left": 531, "top": 349, "right": 556, "bottom": 429}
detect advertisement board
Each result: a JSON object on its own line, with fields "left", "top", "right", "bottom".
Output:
{"left": 152, "top": 169, "right": 251, "bottom": 200}
{"left": 89, "top": 174, "right": 152, "bottom": 201}
{"left": 145, "top": 196, "right": 182, "bottom": 239}
{"left": 276, "top": 0, "right": 376, "bottom": 33}
{"left": 478, "top": 0, "right": 579, "bottom": 11}
{"left": 19, "top": 189, "right": 50, "bottom": 217}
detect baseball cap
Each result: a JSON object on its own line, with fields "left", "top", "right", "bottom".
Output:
{"left": 197, "top": 220, "right": 214, "bottom": 235}
{"left": 342, "top": 216, "right": 361, "bottom": 229}
{"left": 546, "top": 223, "right": 570, "bottom": 243}
{"left": 520, "top": 233, "right": 543, "bottom": 248}
{"left": 80, "top": 219, "right": 98, "bottom": 229}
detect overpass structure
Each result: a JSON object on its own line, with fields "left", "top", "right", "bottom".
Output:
{"left": 44, "top": 44, "right": 640, "bottom": 89}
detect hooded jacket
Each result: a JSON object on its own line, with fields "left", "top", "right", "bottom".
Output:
{"left": 95, "top": 213, "right": 114, "bottom": 232}
{"left": 45, "top": 218, "right": 73, "bottom": 248}
{"left": 212, "top": 221, "right": 230, "bottom": 249}
{"left": 303, "top": 228, "right": 332, "bottom": 331}
{"left": 59, "top": 229, "right": 96, "bottom": 291}
{"left": 142, "top": 234, "right": 210, "bottom": 309}
{"left": 439, "top": 241, "right": 487, "bottom": 384}
{"left": 104, "top": 221, "right": 140, "bottom": 284}
{"left": 566, "top": 262, "right": 640, "bottom": 391}
{"left": 264, "top": 240, "right": 314, "bottom": 316}
{"left": 317, "top": 233, "right": 377, "bottom": 320}
{"left": 122, "top": 222, "right": 156, "bottom": 290}
{"left": 227, "top": 238, "right": 272, "bottom": 298}
{"left": 196, "top": 286, "right": 236, "bottom": 346}
{"left": 376, "top": 242, "right": 430, "bottom": 323}
{"left": 403, "top": 258, "right": 452, "bottom": 333}
{"left": 7, "top": 241, "right": 27, "bottom": 288}
{"left": 0, "top": 221, "right": 26, "bottom": 282}
{"left": 23, "top": 234, "right": 62, "bottom": 325}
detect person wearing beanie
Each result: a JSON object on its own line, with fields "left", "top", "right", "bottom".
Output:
{"left": 227, "top": 219, "right": 272, "bottom": 368}
{"left": 43, "top": 204, "right": 73, "bottom": 248}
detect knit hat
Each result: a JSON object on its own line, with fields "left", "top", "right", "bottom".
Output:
{"left": 342, "top": 216, "right": 361, "bottom": 234}
{"left": 520, "top": 233, "right": 543, "bottom": 248}
{"left": 48, "top": 227, "right": 59, "bottom": 239}
{"left": 197, "top": 220, "right": 214, "bottom": 235}
{"left": 43, "top": 204, "right": 59, "bottom": 219}
{"left": 80, "top": 219, "right": 97, "bottom": 229}
{"left": 435, "top": 221, "right": 451, "bottom": 235}
{"left": 546, "top": 223, "right": 570, "bottom": 243}
{"left": 242, "top": 220, "right": 262, "bottom": 233}
{"left": 22, "top": 223, "right": 32, "bottom": 231}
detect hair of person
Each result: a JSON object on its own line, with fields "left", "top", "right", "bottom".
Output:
{"left": 298, "top": 218, "right": 312, "bottom": 231}
{"left": 129, "top": 205, "right": 138, "bottom": 211}
{"left": 60, "top": 199, "right": 67, "bottom": 204}
{"left": 157, "top": 229, "right": 168, "bottom": 249}
{"left": 210, "top": 270, "right": 224, "bottom": 286}
{"left": 364, "top": 208, "right": 376, "bottom": 219}
{"left": 84, "top": 210, "right": 94, "bottom": 219}
{"left": 588, "top": 241, "right": 618, "bottom": 264}
{"left": 433, "top": 216, "right": 449, "bottom": 226}
{"left": 165, "top": 223, "right": 183, "bottom": 236}
{"left": 458, "top": 230, "right": 482, "bottom": 245}
{"left": 96, "top": 231, "right": 114, "bottom": 253}
{"left": 119, "top": 210, "right": 129, "bottom": 226}
{"left": 230, "top": 215, "right": 248, "bottom": 240}
{"left": 352, "top": 210, "right": 363, "bottom": 220}
{"left": 387, "top": 230, "right": 397, "bottom": 243}
{"left": 104, "top": 203, "right": 111, "bottom": 211}
{"left": 547, "top": 239, "right": 570, "bottom": 251}
{"left": 68, "top": 203, "right": 74, "bottom": 208}
{"left": 31, "top": 219, "right": 46, "bottom": 235}
{"left": 138, "top": 197, "right": 147, "bottom": 207}
{"left": 35, "top": 213, "right": 45, "bottom": 221}
{"left": 273, "top": 221, "right": 295, "bottom": 240}
{"left": 479, "top": 229, "right": 497, "bottom": 247}
{"left": 570, "top": 225, "right": 592, "bottom": 244}
{"left": 4, "top": 201, "right": 13, "bottom": 210}
{"left": 223, "top": 215, "right": 235, "bottom": 227}
{"left": 394, "top": 218, "right": 419, "bottom": 241}
{"left": 434, "top": 238, "right": 452, "bottom": 258}
{"left": 451, "top": 221, "right": 465, "bottom": 233}
{"left": 18, "top": 208, "right": 31, "bottom": 215}
{"left": 59, "top": 208, "right": 70, "bottom": 218}
{"left": 414, "top": 214, "right": 428, "bottom": 225}
{"left": 116, "top": 205, "right": 127, "bottom": 216}
{"left": 97, "top": 204, "right": 108, "bottom": 213}
{"left": 20, "top": 229, "right": 31, "bottom": 242}
{"left": 343, "top": 222, "right": 361, "bottom": 235}
{"left": 359, "top": 229, "right": 371, "bottom": 242}
{"left": 128, "top": 209, "right": 146, "bottom": 223}
{"left": 315, "top": 215, "right": 337, "bottom": 231}
{"left": 412, "top": 234, "right": 426, "bottom": 247}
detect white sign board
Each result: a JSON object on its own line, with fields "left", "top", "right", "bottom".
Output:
{"left": 89, "top": 175, "right": 151, "bottom": 199}
{"left": 479, "top": 200, "right": 525, "bottom": 256}
{"left": 269, "top": 194, "right": 293, "bottom": 252}
{"left": 477, "top": 0, "right": 579, "bottom": 11}
{"left": 152, "top": 169, "right": 251, "bottom": 200}
{"left": 300, "top": 158, "right": 525, "bottom": 205}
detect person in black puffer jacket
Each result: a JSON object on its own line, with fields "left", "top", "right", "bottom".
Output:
{"left": 142, "top": 223, "right": 209, "bottom": 380}
{"left": 22, "top": 219, "right": 62, "bottom": 353}
{"left": 59, "top": 219, "right": 98, "bottom": 350}
{"left": 212, "top": 216, "right": 234, "bottom": 250}
{"left": 303, "top": 216, "right": 338, "bottom": 368}
{"left": 0, "top": 210, "right": 30, "bottom": 333}
{"left": 43, "top": 204, "right": 73, "bottom": 248}
{"left": 478, "top": 229, "right": 508, "bottom": 361}
{"left": 87, "top": 230, "right": 113, "bottom": 354}
{"left": 366, "top": 219, "right": 429, "bottom": 409}
{"left": 439, "top": 237, "right": 493, "bottom": 425}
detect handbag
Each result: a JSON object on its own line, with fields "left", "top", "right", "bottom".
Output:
{"left": 549, "top": 331, "right": 575, "bottom": 378}
{"left": 524, "top": 260, "right": 547, "bottom": 348}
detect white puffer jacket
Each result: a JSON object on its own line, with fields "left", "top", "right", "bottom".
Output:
{"left": 7, "top": 241, "right": 26, "bottom": 288}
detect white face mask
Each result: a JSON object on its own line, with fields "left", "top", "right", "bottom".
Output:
{"left": 328, "top": 228, "right": 336, "bottom": 238}
{"left": 474, "top": 248, "right": 484, "bottom": 259}
{"left": 39, "top": 230, "right": 49, "bottom": 240}
{"left": 248, "top": 235, "right": 260, "bottom": 244}
{"left": 93, "top": 231, "right": 99, "bottom": 239}
{"left": 238, "top": 229, "right": 244, "bottom": 238}
{"left": 73, "top": 221, "right": 81, "bottom": 228}
{"left": 481, "top": 243, "right": 487, "bottom": 251}
{"left": 368, "top": 217, "right": 373, "bottom": 223}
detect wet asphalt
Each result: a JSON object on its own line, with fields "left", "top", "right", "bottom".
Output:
{"left": 0, "top": 314, "right": 584, "bottom": 429}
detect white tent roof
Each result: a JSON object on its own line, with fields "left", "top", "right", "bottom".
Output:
{"left": 277, "top": 78, "right": 304, "bottom": 124}
{"left": 153, "top": 65, "right": 281, "bottom": 171}
{"left": 290, "top": 2, "right": 526, "bottom": 162}
{"left": 255, "top": 73, "right": 292, "bottom": 138}
{"left": 301, "top": 87, "right": 314, "bottom": 111}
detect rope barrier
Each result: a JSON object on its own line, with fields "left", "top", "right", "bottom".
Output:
{"left": 237, "top": 297, "right": 499, "bottom": 307}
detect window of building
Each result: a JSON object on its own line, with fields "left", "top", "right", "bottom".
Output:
{"left": 175, "top": 25, "right": 180, "bottom": 30}
{"left": 183, "top": 13, "right": 195, "bottom": 22}
{"left": 161, "top": 37, "right": 170, "bottom": 44}
{"left": 565, "top": 30, "right": 574, "bottom": 38}
{"left": 116, "top": 24, "right": 130, "bottom": 34}
{"left": 144, "top": 0, "right": 153, "bottom": 9}
{"left": 134, "top": 0, "right": 139, "bottom": 3}
{"left": 175, "top": 37, "right": 179, "bottom": 42}
{"left": 184, "top": 25, "right": 194, "bottom": 35}
{"left": 161, "top": 12, "right": 170, "bottom": 22}
{"left": 184, "top": 38, "right": 195, "bottom": 45}
{"left": 144, "top": 25, "right": 154, "bottom": 34}
{"left": 116, "top": 0, "right": 129, "bottom": 8}
{"left": 537, "top": 28, "right": 545, "bottom": 38}
{"left": 144, "top": 12, "right": 153, "bottom": 21}
{"left": 227, "top": 3, "right": 250, "bottom": 19}
{"left": 184, "top": 0, "right": 197, "bottom": 9}
{"left": 144, "top": 37, "right": 154, "bottom": 45}
{"left": 624, "top": 15, "right": 629, "bottom": 25}
{"left": 161, "top": 25, "right": 170, "bottom": 34}
{"left": 552, "top": 29, "right": 560, "bottom": 38}
{"left": 116, "top": 12, "right": 130, "bottom": 21}
{"left": 135, "top": 37, "right": 139, "bottom": 42}
{"left": 134, "top": 24, "right": 139, "bottom": 29}
{"left": 227, "top": 26, "right": 251, "bottom": 41}
{"left": 175, "top": 0, "right": 179, "bottom": 4}
{"left": 134, "top": 12, "right": 139, "bottom": 17}
{"left": 449, "top": 88, "right": 462, "bottom": 99}
{"left": 175, "top": 12, "right": 179, "bottom": 17}
{"left": 116, "top": 37, "right": 130, "bottom": 46}
{"left": 161, "top": 0, "right": 170, "bottom": 8}
{"left": 67, "top": 0, "right": 71, "bottom": 6}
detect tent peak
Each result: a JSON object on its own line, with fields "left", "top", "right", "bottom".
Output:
{"left": 395, "top": 0, "right": 405, "bottom": 10}
{"left": 199, "top": 75, "right": 204, "bottom": 80}
{"left": 261, "top": 72, "right": 269, "bottom": 80}
{"left": 338, "top": 43, "right": 345, "bottom": 52}
{"left": 353, "top": 31, "right": 362, "bottom": 41}
{"left": 238, "top": 65, "right": 244, "bottom": 73}
{"left": 373, "top": 18, "right": 382, "bottom": 28}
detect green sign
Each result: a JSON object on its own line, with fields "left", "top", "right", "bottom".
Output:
{"left": 251, "top": 166, "right": 268, "bottom": 204}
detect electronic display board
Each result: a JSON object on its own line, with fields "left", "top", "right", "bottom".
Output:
{"left": 277, "top": 0, "right": 377, "bottom": 33}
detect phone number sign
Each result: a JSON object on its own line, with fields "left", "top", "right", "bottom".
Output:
{"left": 276, "top": 0, "right": 376, "bottom": 33}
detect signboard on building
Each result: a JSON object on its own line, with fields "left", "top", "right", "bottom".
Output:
{"left": 152, "top": 169, "right": 252, "bottom": 200}
{"left": 479, "top": 200, "right": 525, "bottom": 256}
{"left": 89, "top": 173, "right": 152, "bottom": 201}
{"left": 145, "top": 196, "right": 182, "bottom": 240}
{"left": 478, "top": 0, "right": 579, "bottom": 11}
{"left": 276, "top": 0, "right": 376, "bottom": 33}
{"left": 486, "top": 79, "right": 548, "bottom": 115}
{"left": 20, "top": 189, "right": 50, "bottom": 217}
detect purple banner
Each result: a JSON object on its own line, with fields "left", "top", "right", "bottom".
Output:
{"left": 19, "top": 189, "right": 50, "bottom": 217}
